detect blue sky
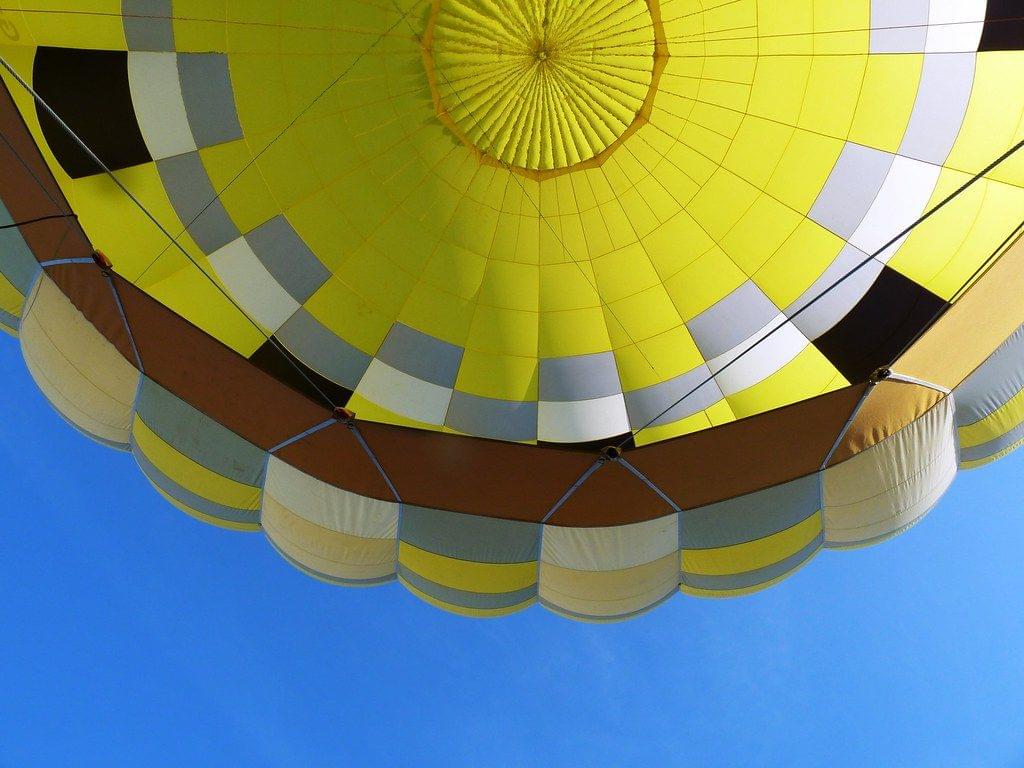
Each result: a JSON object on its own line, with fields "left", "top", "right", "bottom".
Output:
{"left": 2, "top": 337, "right": 1023, "bottom": 768}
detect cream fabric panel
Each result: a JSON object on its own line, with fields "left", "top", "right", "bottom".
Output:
{"left": 19, "top": 272, "right": 139, "bottom": 448}
{"left": 263, "top": 455, "right": 398, "bottom": 538}
{"left": 541, "top": 514, "right": 680, "bottom": 571}
{"left": 539, "top": 515, "right": 680, "bottom": 620}
{"left": 824, "top": 396, "right": 957, "bottom": 548}
{"left": 539, "top": 553, "right": 680, "bottom": 622}
{"left": 262, "top": 456, "right": 398, "bottom": 583}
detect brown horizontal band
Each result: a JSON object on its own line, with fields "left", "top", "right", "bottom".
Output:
{"left": 0, "top": 74, "right": 983, "bottom": 528}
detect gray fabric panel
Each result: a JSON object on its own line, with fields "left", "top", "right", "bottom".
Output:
{"left": 275, "top": 308, "right": 372, "bottom": 389}
{"left": 399, "top": 566, "right": 537, "bottom": 610}
{"left": 55, "top": 410, "right": 132, "bottom": 452}
{"left": 955, "top": 324, "right": 1024, "bottom": 425}
{"left": 539, "top": 588, "right": 677, "bottom": 622}
{"left": 445, "top": 390, "right": 538, "bottom": 442}
{"left": 156, "top": 152, "right": 239, "bottom": 253}
{"left": 624, "top": 364, "right": 722, "bottom": 428}
{"left": 134, "top": 445, "right": 259, "bottom": 524}
{"left": 0, "top": 201, "right": 43, "bottom": 293}
{"left": 869, "top": 0, "right": 930, "bottom": 53}
{"left": 245, "top": 215, "right": 330, "bottom": 303}
{"left": 122, "top": 0, "right": 174, "bottom": 51}
{"left": 786, "top": 244, "right": 883, "bottom": 340}
{"left": 686, "top": 281, "right": 780, "bottom": 360}
{"left": 540, "top": 351, "right": 622, "bottom": 401}
{"left": 681, "top": 474, "right": 821, "bottom": 549}
{"left": 177, "top": 53, "right": 243, "bottom": 148}
{"left": 683, "top": 534, "right": 822, "bottom": 591}
{"left": 809, "top": 143, "right": 894, "bottom": 239}
{"left": 400, "top": 505, "right": 541, "bottom": 563}
{"left": 0, "top": 307, "right": 18, "bottom": 333}
{"left": 900, "top": 53, "right": 975, "bottom": 165}
{"left": 960, "top": 420, "right": 1024, "bottom": 463}
{"left": 268, "top": 540, "right": 397, "bottom": 586}
{"left": 376, "top": 322, "right": 463, "bottom": 388}
{"left": 135, "top": 377, "right": 266, "bottom": 486}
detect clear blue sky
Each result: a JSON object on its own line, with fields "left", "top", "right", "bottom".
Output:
{"left": 2, "top": 337, "right": 1023, "bottom": 768}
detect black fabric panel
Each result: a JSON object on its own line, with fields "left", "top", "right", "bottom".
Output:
{"left": 812, "top": 266, "right": 949, "bottom": 384}
{"left": 539, "top": 433, "right": 636, "bottom": 452}
{"left": 33, "top": 47, "right": 152, "bottom": 179}
{"left": 979, "top": 1, "right": 1024, "bottom": 51}
{"left": 249, "top": 339, "right": 353, "bottom": 409}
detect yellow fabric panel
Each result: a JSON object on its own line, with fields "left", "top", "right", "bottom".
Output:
{"left": 798, "top": 55, "right": 866, "bottom": 139}
{"left": 171, "top": 0, "right": 228, "bottom": 52}
{"left": 454, "top": 349, "right": 538, "bottom": 401}
{"left": 150, "top": 483, "right": 260, "bottom": 532}
{"left": 946, "top": 54, "right": 1024, "bottom": 189}
{"left": 681, "top": 554, "right": 818, "bottom": 599}
{"left": 633, "top": 399, "right": 735, "bottom": 448}
{"left": 959, "top": 388, "right": 1024, "bottom": 450}
{"left": 0, "top": 271, "right": 23, "bottom": 316}
{"left": 397, "top": 282, "right": 477, "bottom": 349}
{"left": 747, "top": 55, "right": 813, "bottom": 126}
{"left": 848, "top": 54, "right": 922, "bottom": 152}
{"left": 262, "top": 495, "right": 396, "bottom": 582}
{"left": 721, "top": 194, "right": 804, "bottom": 277}
{"left": 343, "top": 392, "right": 445, "bottom": 433}
{"left": 303, "top": 276, "right": 393, "bottom": 356}
{"left": 686, "top": 168, "right": 760, "bottom": 242}
{"left": 754, "top": 218, "right": 845, "bottom": 308}
{"left": 70, "top": 166, "right": 204, "bottom": 285}
{"left": 464, "top": 304, "right": 537, "bottom": 358}
{"left": 14, "top": 2, "right": 126, "bottom": 50}
{"left": 132, "top": 415, "right": 261, "bottom": 510}
{"left": 664, "top": 247, "right": 747, "bottom": 321}
{"left": 199, "top": 141, "right": 278, "bottom": 235}
{"left": 538, "top": 305, "right": 612, "bottom": 358}
{"left": 961, "top": 437, "right": 1024, "bottom": 470}
{"left": 398, "top": 542, "right": 537, "bottom": 595}
{"left": 399, "top": 576, "right": 535, "bottom": 619}
{"left": 682, "top": 512, "right": 821, "bottom": 577}
{"left": 726, "top": 345, "right": 846, "bottom": 420}
{"left": 604, "top": 285, "right": 685, "bottom": 351}
{"left": 765, "top": 130, "right": 845, "bottom": 213}
{"left": 144, "top": 264, "right": 267, "bottom": 356}
{"left": 614, "top": 324, "right": 703, "bottom": 392}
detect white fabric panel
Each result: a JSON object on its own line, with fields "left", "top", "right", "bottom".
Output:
{"left": 824, "top": 396, "right": 957, "bottom": 547}
{"left": 708, "top": 315, "right": 807, "bottom": 396}
{"left": 537, "top": 393, "right": 630, "bottom": 443}
{"left": 356, "top": 358, "right": 453, "bottom": 425}
{"left": 261, "top": 496, "right": 397, "bottom": 583}
{"left": 20, "top": 273, "right": 140, "bottom": 447}
{"left": 263, "top": 455, "right": 398, "bottom": 539}
{"left": 850, "top": 156, "right": 943, "bottom": 262}
{"left": 541, "top": 513, "right": 680, "bottom": 570}
{"left": 127, "top": 52, "right": 197, "bottom": 160}
{"left": 926, "top": 0, "right": 986, "bottom": 53}
{"left": 207, "top": 236, "right": 299, "bottom": 331}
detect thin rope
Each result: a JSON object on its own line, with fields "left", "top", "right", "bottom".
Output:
{"left": 404, "top": 7, "right": 662, "bottom": 375}
{"left": 135, "top": 6, "right": 414, "bottom": 283}
{"left": 618, "top": 137, "right": 1024, "bottom": 449}
{"left": 0, "top": 212, "right": 76, "bottom": 230}
{"left": 0, "top": 40, "right": 407, "bottom": 411}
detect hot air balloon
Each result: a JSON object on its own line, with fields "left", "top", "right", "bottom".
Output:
{"left": 0, "top": 1, "right": 1022, "bottom": 620}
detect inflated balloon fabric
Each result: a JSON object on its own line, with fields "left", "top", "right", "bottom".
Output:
{"left": 0, "top": 1, "right": 1022, "bottom": 619}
